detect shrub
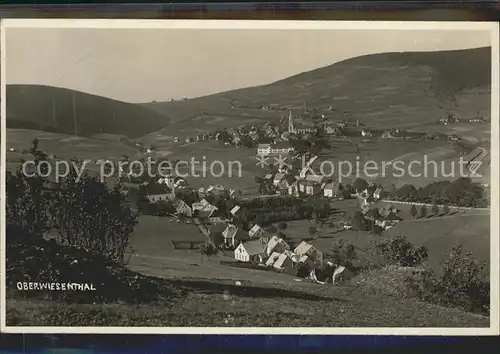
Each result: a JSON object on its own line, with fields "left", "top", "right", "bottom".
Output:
{"left": 198, "top": 241, "right": 219, "bottom": 256}
{"left": 419, "top": 205, "right": 427, "bottom": 218}
{"left": 329, "top": 239, "right": 357, "bottom": 269}
{"left": 405, "top": 245, "right": 489, "bottom": 314}
{"left": 50, "top": 167, "right": 138, "bottom": 265}
{"left": 373, "top": 236, "right": 428, "bottom": 267}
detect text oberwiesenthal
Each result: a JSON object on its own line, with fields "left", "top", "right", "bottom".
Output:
{"left": 16, "top": 282, "right": 97, "bottom": 291}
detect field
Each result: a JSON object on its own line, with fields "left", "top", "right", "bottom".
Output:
{"left": 6, "top": 128, "right": 138, "bottom": 163}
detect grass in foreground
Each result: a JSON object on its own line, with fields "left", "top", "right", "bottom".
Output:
{"left": 7, "top": 286, "right": 489, "bottom": 327}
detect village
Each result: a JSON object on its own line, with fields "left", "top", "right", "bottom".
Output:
{"left": 14, "top": 103, "right": 489, "bottom": 287}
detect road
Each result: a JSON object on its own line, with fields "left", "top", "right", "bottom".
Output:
{"left": 467, "top": 147, "right": 488, "bottom": 177}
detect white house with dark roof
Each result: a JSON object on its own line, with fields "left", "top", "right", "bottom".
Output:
{"left": 273, "top": 173, "right": 286, "bottom": 186}
{"left": 234, "top": 240, "right": 266, "bottom": 263}
{"left": 373, "top": 187, "right": 384, "bottom": 200}
{"left": 294, "top": 241, "right": 323, "bottom": 265}
{"left": 173, "top": 199, "right": 192, "bottom": 217}
{"left": 266, "top": 236, "right": 290, "bottom": 256}
{"left": 145, "top": 183, "right": 173, "bottom": 203}
{"left": 192, "top": 199, "right": 218, "bottom": 213}
{"left": 248, "top": 224, "right": 265, "bottom": 239}
{"left": 222, "top": 224, "right": 248, "bottom": 248}
{"left": 323, "top": 182, "right": 339, "bottom": 198}
{"left": 272, "top": 253, "right": 295, "bottom": 274}
{"left": 257, "top": 143, "right": 271, "bottom": 156}
{"left": 230, "top": 205, "right": 241, "bottom": 216}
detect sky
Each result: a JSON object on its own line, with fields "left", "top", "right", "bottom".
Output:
{"left": 4, "top": 27, "right": 492, "bottom": 103}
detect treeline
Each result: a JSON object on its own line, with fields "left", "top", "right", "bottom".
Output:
{"left": 388, "top": 177, "right": 488, "bottom": 208}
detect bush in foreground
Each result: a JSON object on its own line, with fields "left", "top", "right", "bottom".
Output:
{"left": 6, "top": 235, "right": 184, "bottom": 305}
{"left": 406, "top": 245, "right": 489, "bottom": 315}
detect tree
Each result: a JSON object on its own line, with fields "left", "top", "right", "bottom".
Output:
{"left": 309, "top": 226, "right": 318, "bottom": 238}
{"left": 410, "top": 205, "right": 418, "bottom": 218}
{"left": 199, "top": 240, "right": 218, "bottom": 256}
{"left": 443, "top": 201, "right": 450, "bottom": 214}
{"left": 50, "top": 163, "right": 138, "bottom": 265}
{"left": 353, "top": 178, "right": 368, "bottom": 193}
{"left": 373, "top": 235, "right": 428, "bottom": 267}
{"left": 330, "top": 238, "right": 357, "bottom": 268}
{"left": 439, "top": 245, "right": 489, "bottom": 313}
{"left": 431, "top": 203, "right": 439, "bottom": 214}
{"left": 5, "top": 168, "right": 49, "bottom": 242}
{"left": 371, "top": 224, "right": 384, "bottom": 236}
{"left": 351, "top": 211, "right": 369, "bottom": 231}
{"left": 420, "top": 205, "right": 427, "bottom": 218}
{"left": 395, "top": 184, "right": 419, "bottom": 201}
{"left": 277, "top": 222, "right": 288, "bottom": 232}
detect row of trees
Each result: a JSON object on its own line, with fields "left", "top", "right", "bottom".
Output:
{"left": 388, "top": 178, "right": 487, "bottom": 207}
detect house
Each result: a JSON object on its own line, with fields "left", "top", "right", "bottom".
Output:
{"left": 174, "top": 178, "right": 187, "bottom": 188}
{"left": 266, "top": 236, "right": 290, "bottom": 256}
{"left": 229, "top": 189, "right": 243, "bottom": 199}
{"left": 288, "top": 181, "right": 299, "bottom": 196}
{"left": 263, "top": 172, "right": 274, "bottom": 181}
{"left": 248, "top": 224, "right": 265, "bottom": 239}
{"left": 294, "top": 122, "right": 317, "bottom": 135}
{"left": 364, "top": 208, "right": 380, "bottom": 221}
{"left": 273, "top": 173, "right": 286, "bottom": 186}
{"left": 265, "top": 252, "right": 281, "bottom": 267}
{"left": 207, "top": 184, "right": 226, "bottom": 195}
{"left": 172, "top": 199, "right": 192, "bottom": 217}
{"left": 297, "top": 179, "right": 321, "bottom": 196}
{"left": 174, "top": 137, "right": 180, "bottom": 143}
{"left": 208, "top": 210, "right": 224, "bottom": 223}
{"left": 384, "top": 211, "right": 403, "bottom": 223}
{"left": 270, "top": 143, "right": 295, "bottom": 155}
{"left": 305, "top": 174, "right": 325, "bottom": 184}
{"left": 268, "top": 253, "right": 296, "bottom": 274}
{"left": 197, "top": 209, "right": 215, "bottom": 220}
{"left": 257, "top": 143, "right": 271, "bottom": 156}
{"left": 230, "top": 205, "right": 241, "bottom": 216}
{"left": 323, "top": 182, "right": 339, "bottom": 198}
{"left": 325, "top": 126, "right": 338, "bottom": 135}
{"left": 192, "top": 199, "right": 218, "bottom": 213}
{"left": 361, "top": 129, "right": 372, "bottom": 137}
{"left": 144, "top": 183, "right": 173, "bottom": 203}
{"left": 373, "top": 187, "right": 383, "bottom": 200}
{"left": 223, "top": 224, "right": 249, "bottom": 248}
{"left": 294, "top": 241, "right": 323, "bottom": 265}
{"left": 234, "top": 240, "right": 266, "bottom": 263}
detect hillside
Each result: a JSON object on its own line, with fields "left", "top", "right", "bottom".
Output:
{"left": 6, "top": 85, "right": 170, "bottom": 138}
{"left": 144, "top": 47, "right": 491, "bottom": 132}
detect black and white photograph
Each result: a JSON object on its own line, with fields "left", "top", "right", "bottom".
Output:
{"left": 1, "top": 19, "right": 498, "bottom": 334}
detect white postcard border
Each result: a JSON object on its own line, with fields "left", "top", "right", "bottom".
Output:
{"left": 0, "top": 19, "right": 498, "bottom": 335}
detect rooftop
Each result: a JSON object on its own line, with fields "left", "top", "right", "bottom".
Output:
{"left": 241, "top": 240, "right": 267, "bottom": 255}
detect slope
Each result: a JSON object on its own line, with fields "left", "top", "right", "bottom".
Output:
{"left": 6, "top": 84, "right": 171, "bottom": 138}
{"left": 144, "top": 47, "right": 491, "bottom": 132}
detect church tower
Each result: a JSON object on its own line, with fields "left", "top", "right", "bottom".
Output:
{"left": 288, "top": 110, "right": 295, "bottom": 134}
